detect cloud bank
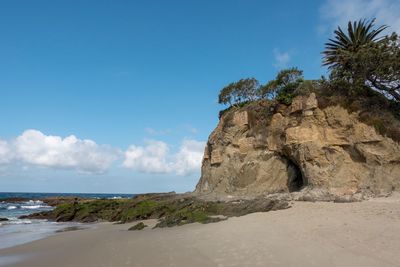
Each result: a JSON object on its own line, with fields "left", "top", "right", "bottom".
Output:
{"left": 320, "top": 0, "right": 400, "bottom": 34}
{"left": 0, "top": 130, "right": 205, "bottom": 176}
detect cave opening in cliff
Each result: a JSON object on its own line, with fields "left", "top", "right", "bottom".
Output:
{"left": 286, "top": 159, "right": 305, "bottom": 192}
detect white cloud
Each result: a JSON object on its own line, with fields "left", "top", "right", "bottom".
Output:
{"left": 273, "top": 49, "right": 291, "bottom": 68}
{"left": 123, "top": 140, "right": 172, "bottom": 173}
{"left": 5, "top": 130, "right": 119, "bottom": 174}
{"left": 1, "top": 129, "right": 205, "bottom": 177}
{"left": 173, "top": 140, "right": 205, "bottom": 175}
{"left": 123, "top": 139, "right": 205, "bottom": 176}
{"left": 0, "top": 140, "right": 13, "bottom": 165}
{"left": 320, "top": 0, "right": 400, "bottom": 34}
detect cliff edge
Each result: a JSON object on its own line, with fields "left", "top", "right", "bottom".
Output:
{"left": 195, "top": 93, "right": 400, "bottom": 199}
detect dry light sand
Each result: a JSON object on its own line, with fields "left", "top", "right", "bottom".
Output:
{"left": 1, "top": 194, "right": 400, "bottom": 267}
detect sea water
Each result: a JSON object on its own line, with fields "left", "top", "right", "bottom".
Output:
{"left": 0, "top": 192, "right": 133, "bottom": 249}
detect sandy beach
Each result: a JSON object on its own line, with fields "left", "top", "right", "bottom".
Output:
{"left": 1, "top": 195, "right": 400, "bottom": 267}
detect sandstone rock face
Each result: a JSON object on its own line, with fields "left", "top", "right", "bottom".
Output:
{"left": 195, "top": 94, "right": 400, "bottom": 198}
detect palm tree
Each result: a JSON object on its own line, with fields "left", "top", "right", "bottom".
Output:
{"left": 322, "top": 19, "right": 388, "bottom": 68}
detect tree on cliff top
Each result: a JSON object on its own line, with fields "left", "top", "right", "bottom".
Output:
{"left": 322, "top": 19, "right": 400, "bottom": 102}
{"left": 218, "top": 78, "right": 260, "bottom": 106}
{"left": 218, "top": 68, "right": 305, "bottom": 108}
{"left": 259, "top": 68, "right": 304, "bottom": 104}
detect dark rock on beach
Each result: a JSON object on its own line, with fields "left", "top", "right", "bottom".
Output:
{"left": 22, "top": 193, "right": 290, "bottom": 228}
{"left": 128, "top": 222, "right": 147, "bottom": 231}
{"left": 19, "top": 211, "right": 53, "bottom": 220}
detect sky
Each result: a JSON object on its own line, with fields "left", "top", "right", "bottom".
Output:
{"left": 1, "top": 0, "right": 399, "bottom": 194}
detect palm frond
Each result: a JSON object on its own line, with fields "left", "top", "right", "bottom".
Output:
{"left": 322, "top": 18, "right": 388, "bottom": 67}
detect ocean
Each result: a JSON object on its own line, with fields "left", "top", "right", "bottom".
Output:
{"left": 0, "top": 192, "right": 134, "bottom": 250}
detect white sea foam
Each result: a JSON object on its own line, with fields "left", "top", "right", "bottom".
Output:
{"left": 6, "top": 206, "right": 17, "bottom": 210}
{"left": 7, "top": 220, "right": 32, "bottom": 225}
{"left": 20, "top": 205, "right": 50, "bottom": 209}
{"left": 108, "top": 196, "right": 122, "bottom": 199}
{"left": 25, "top": 200, "right": 44, "bottom": 205}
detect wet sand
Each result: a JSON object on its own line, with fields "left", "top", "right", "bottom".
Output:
{"left": 1, "top": 195, "right": 400, "bottom": 267}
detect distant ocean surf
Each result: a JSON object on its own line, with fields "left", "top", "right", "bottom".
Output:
{"left": 0, "top": 192, "right": 134, "bottom": 250}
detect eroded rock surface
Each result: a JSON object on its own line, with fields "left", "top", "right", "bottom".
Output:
{"left": 195, "top": 93, "right": 400, "bottom": 198}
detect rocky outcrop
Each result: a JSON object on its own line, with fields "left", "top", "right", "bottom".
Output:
{"left": 195, "top": 93, "right": 400, "bottom": 198}
{"left": 23, "top": 193, "right": 290, "bottom": 227}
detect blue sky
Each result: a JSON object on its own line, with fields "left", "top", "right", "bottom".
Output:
{"left": 1, "top": 0, "right": 399, "bottom": 193}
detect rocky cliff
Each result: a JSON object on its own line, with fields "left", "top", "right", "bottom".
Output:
{"left": 195, "top": 93, "right": 400, "bottom": 199}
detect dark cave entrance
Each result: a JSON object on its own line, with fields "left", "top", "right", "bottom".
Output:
{"left": 286, "top": 159, "right": 305, "bottom": 192}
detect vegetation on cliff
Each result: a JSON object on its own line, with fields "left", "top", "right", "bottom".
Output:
{"left": 218, "top": 19, "right": 400, "bottom": 142}
{"left": 219, "top": 19, "right": 399, "bottom": 107}
{"left": 323, "top": 19, "right": 400, "bottom": 102}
